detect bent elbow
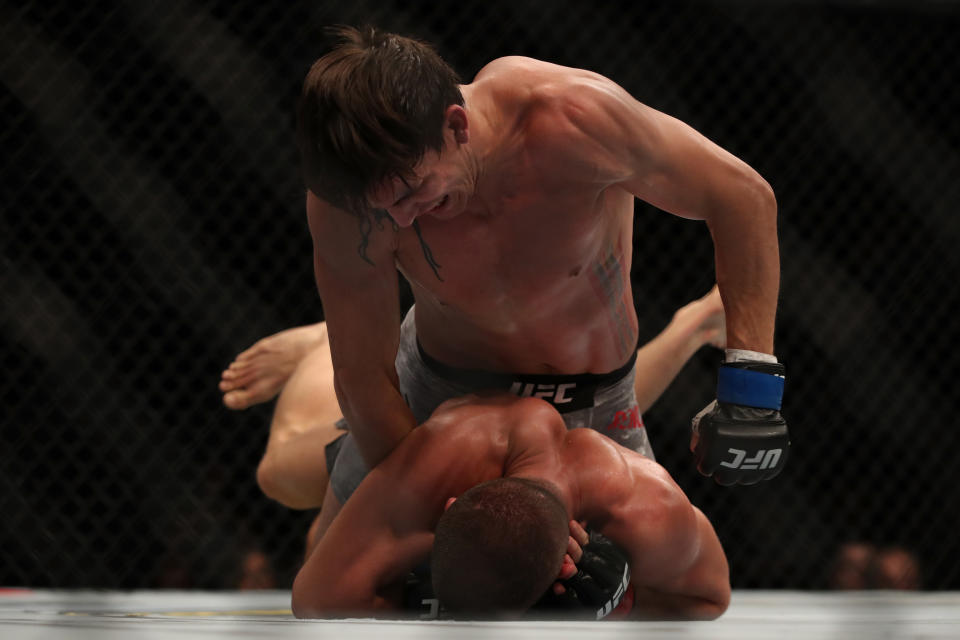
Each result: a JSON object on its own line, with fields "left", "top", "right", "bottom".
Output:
{"left": 748, "top": 171, "right": 777, "bottom": 221}
{"left": 695, "top": 574, "right": 731, "bottom": 620}
{"left": 291, "top": 572, "right": 325, "bottom": 619}
{"left": 704, "top": 587, "right": 731, "bottom": 620}
{"left": 759, "top": 176, "right": 777, "bottom": 218}
{"left": 290, "top": 595, "right": 314, "bottom": 619}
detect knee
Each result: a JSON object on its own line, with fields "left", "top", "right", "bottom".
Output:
{"left": 255, "top": 456, "right": 284, "bottom": 503}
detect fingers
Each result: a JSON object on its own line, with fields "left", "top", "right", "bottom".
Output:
{"left": 558, "top": 553, "right": 577, "bottom": 580}
{"left": 567, "top": 520, "right": 588, "bottom": 565}
{"left": 566, "top": 536, "right": 582, "bottom": 564}
{"left": 569, "top": 520, "right": 589, "bottom": 546}
{"left": 554, "top": 542, "right": 582, "bottom": 596}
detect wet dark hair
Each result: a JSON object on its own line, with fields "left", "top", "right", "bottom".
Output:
{"left": 296, "top": 25, "right": 464, "bottom": 217}
{"left": 431, "top": 478, "right": 569, "bottom": 616}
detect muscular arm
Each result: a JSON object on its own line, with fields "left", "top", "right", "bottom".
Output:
{"left": 586, "top": 454, "right": 730, "bottom": 619}
{"left": 625, "top": 506, "right": 730, "bottom": 620}
{"left": 308, "top": 192, "right": 417, "bottom": 467}
{"left": 291, "top": 459, "right": 435, "bottom": 617}
{"left": 291, "top": 422, "right": 480, "bottom": 618}
{"left": 552, "top": 72, "right": 779, "bottom": 353}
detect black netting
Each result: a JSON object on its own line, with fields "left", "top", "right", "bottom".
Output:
{"left": 2, "top": 0, "right": 958, "bottom": 591}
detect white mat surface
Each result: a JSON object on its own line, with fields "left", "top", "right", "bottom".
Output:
{"left": 1, "top": 589, "right": 958, "bottom": 639}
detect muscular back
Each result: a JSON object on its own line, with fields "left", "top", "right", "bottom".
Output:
{"left": 396, "top": 58, "right": 640, "bottom": 375}
{"left": 294, "top": 396, "right": 728, "bottom": 618}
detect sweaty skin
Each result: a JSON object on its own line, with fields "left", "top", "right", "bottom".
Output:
{"left": 291, "top": 394, "right": 730, "bottom": 620}
{"left": 225, "top": 287, "right": 724, "bottom": 511}
{"left": 309, "top": 56, "right": 779, "bottom": 469}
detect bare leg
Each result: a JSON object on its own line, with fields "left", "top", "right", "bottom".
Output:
{"left": 634, "top": 286, "right": 726, "bottom": 414}
{"left": 255, "top": 325, "right": 344, "bottom": 509}
{"left": 220, "top": 323, "right": 328, "bottom": 410}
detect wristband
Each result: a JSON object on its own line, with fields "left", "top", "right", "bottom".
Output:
{"left": 725, "top": 348, "right": 778, "bottom": 364}
{"left": 716, "top": 364, "right": 784, "bottom": 410}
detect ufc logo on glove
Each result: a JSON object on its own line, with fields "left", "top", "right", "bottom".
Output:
{"left": 720, "top": 448, "right": 783, "bottom": 471}
{"left": 691, "top": 358, "right": 790, "bottom": 485}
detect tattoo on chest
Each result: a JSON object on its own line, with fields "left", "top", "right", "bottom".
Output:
{"left": 355, "top": 211, "right": 444, "bottom": 282}
{"left": 412, "top": 220, "right": 444, "bottom": 282}
{"left": 588, "top": 244, "right": 635, "bottom": 358}
{"left": 356, "top": 209, "right": 390, "bottom": 266}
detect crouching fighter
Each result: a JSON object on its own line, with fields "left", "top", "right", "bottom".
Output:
{"left": 291, "top": 393, "right": 729, "bottom": 620}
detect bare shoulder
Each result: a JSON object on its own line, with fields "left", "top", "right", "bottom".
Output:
{"left": 384, "top": 395, "right": 523, "bottom": 477}
{"left": 473, "top": 58, "right": 646, "bottom": 181}
{"left": 472, "top": 56, "right": 566, "bottom": 84}
{"left": 568, "top": 429, "right": 689, "bottom": 524}
{"left": 426, "top": 394, "right": 564, "bottom": 448}
{"left": 473, "top": 56, "right": 616, "bottom": 113}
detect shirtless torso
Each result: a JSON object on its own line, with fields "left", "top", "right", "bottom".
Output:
{"left": 395, "top": 60, "right": 639, "bottom": 374}
{"left": 309, "top": 55, "right": 778, "bottom": 467}
{"left": 291, "top": 394, "right": 730, "bottom": 619}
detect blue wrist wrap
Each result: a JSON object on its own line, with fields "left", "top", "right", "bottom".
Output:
{"left": 716, "top": 365, "right": 785, "bottom": 410}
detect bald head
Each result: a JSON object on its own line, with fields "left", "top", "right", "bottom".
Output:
{"left": 431, "top": 478, "right": 569, "bottom": 615}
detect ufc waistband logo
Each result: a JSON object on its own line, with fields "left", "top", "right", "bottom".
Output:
{"left": 509, "top": 381, "right": 576, "bottom": 404}
{"left": 720, "top": 448, "right": 782, "bottom": 470}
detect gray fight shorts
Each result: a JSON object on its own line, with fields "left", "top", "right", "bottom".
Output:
{"left": 327, "top": 307, "right": 655, "bottom": 504}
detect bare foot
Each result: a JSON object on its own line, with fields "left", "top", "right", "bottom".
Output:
{"left": 219, "top": 323, "right": 328, "bottom": 410}
{"left": 674, "top": 285, "right": 726, "bottom": 350}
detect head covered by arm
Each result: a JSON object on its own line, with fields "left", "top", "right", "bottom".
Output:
{"left": 430, "top": 477, "right": 570, "bottom": 616}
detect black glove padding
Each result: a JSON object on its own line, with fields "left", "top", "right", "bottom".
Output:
{"left": 403, "top": 561, "right": 444, "bottom": 619}
{"left": 532, "top": 529, "right": 632, "bottom": 619}
{"left": 692, "top": 360, "right": 790, "bottom": 485}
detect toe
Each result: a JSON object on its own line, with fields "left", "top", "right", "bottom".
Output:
{"left": 223, "top": 390, "right": 250, "bottom": 410}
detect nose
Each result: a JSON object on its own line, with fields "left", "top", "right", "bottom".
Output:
{"left": 385, "top": 202, "right": 417, "bottom": 228}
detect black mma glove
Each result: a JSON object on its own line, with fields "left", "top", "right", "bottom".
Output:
{"left": 403, "top": 531, "right": 632, "bottom": 620}
{"left": 532, "top": 529, "right": 632, "bottom": 620}
{"left": 692, "top": 359, "right": 790, "bottom": 486}
{"left": 403, "top": 562, "right": 444, "bottom": 619}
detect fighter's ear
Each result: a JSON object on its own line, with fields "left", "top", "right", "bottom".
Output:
{"left": 445, "top": 105, "right": 469, "bottom": 144}
{"left": 444, "top": 496, "right": 457, "bottom": 511}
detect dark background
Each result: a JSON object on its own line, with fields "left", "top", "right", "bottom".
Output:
{"left": 2, "top": 0, "right": 958, "bottom": 590}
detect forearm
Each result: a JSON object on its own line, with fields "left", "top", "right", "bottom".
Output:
{"left": 292, "top": 589, "right": 402, "bottom": 619}
{"left": 307, "top": 189, "right": 411, "bottom": 468}
{"left": 631, "top": 508, "right": 730, "bottom": 620}
{"left": 292, "top": 574, "right": 403, "bottom": 619}
{"left": 611, "top": 492, "right": 729, "bottom": 621}
{"left": 291, "top": 462, "right": 433, "bottom": 621}
{"left": 707, "top": 182, "right": 779, "bottom": 354}
{"left": 335, "top": 369, "right": 417, "bottom": 468}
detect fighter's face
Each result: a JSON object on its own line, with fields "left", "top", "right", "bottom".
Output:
{"left": 369, "top": 121, "right": 472, "bottom": 227}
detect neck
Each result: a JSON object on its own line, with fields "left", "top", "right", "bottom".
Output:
{"left": 458, "top": 85, "right": 490, "bottom": 200}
